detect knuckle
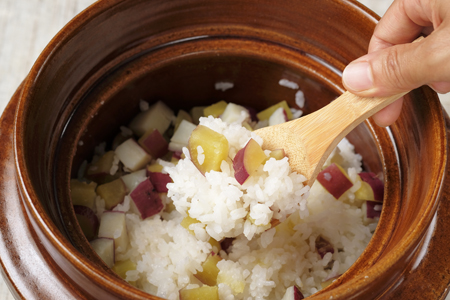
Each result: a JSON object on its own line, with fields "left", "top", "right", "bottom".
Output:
{"left": 381, "top": 48, "right": 411, "bottom": 90}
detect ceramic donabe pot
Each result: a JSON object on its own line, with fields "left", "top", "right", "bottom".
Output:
{"left": 1, "top": 0, "right": 449, "bottom": 299}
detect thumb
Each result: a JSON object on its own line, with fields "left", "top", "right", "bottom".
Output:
{"left": 342, "top": 35, "right": 448, "bottom": 97}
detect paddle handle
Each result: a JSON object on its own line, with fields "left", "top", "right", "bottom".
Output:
{"left": 257, "top": 37, "right": 423, "bottom": 185}
{"left": 301, "top": 89, "right": 408, "bottom": 143}
{"left": 300, "top": 37, "right": 424, "bottom": 182}
{"left": 290, "top": 90, "right": 407, "bottom": 183}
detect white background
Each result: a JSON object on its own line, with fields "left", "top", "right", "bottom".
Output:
{"left": 0, "top": 0, "right": 449, "bottom": 299}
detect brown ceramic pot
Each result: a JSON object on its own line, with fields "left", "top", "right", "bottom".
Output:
{"left": 1, "top": 0, "right": 450, "bottom": 299}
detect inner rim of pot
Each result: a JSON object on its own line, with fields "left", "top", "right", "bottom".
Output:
{"left": 13, "top": 0, "right": 447, "bottom": 298}
{"left": 57, "top": 35, "right": 399, "bottom": 297}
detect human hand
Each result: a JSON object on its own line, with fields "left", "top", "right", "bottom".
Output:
{"left": 342, "top": 0, "right": 450, "bottom": 126}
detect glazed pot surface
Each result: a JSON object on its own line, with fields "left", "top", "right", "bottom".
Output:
{"left": 1, "top": 0, "right": 449, "bottom": 299}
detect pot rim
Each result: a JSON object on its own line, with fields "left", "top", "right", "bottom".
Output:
{"left": 11, "top": 0, "right": 450, "bottom": 299}
{"left": 13, "top": 1, "right": 154, "bottom": 298}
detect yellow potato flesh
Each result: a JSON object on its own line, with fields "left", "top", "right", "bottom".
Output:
{"left": 233, "top": 139, "right": 268, "bottom": 185}
{"left": 208, "top": 237, "right": 221, "bottom": 253}
{"left": 188, "top": 125, "right": 229, "bottom": 174}
{"left": 241, "top": 139, "right": 267, "bottom": 182}
{"left": 181, "top": 215, "right": 201, "bottom": 234}
{"left": 147, "top": 163, "right": 164, "bottom": 173}
{"left": 112, "top": 259, "right": 136, "bottom": 280}
{"left": 245, "top": 139, "right": 268, "bottom": 173}
{"left": 204, "top": 100, "right": 228, "bottom": 118}
{"left": 179, "top": 285, "right": 219, "bottom": 300}
{"left": 256, "top": 100, "right": 293, "bottom": 121}
{"left": 269, "top": 149, "right": 285, "bottom": 160}
{"left": 181, "top": 216, "right": 221, "bottom": 252}
{"left": 355, "top": 179, "right": 375, "bottom": 201}
{"left": 70, "top": 179, "right": 97, "bottom": 209}
{"left": 194, "top": 253, "right": 222, "bottom": 286}
{"left": 217, "top": 270, "right": 245, "bottom": 294}
{"left": 96, "top": 178, "right": 128, "bottom": 209}
{"left": 242, "top": 122, "right": 253, "bottom": 131}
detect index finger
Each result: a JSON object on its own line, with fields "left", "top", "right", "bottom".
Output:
{"left": 369, "top": 0, "right": 433, "bottom": 53}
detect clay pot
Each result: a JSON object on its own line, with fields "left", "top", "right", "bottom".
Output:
{"left": 1, "top": 0, "right": 450, "bottom": 299}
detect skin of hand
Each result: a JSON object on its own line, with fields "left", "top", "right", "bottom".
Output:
{"left": 342, "top": 0, "right": 450, "bottom": 127}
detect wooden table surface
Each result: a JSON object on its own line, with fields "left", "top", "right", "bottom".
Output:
{"left": 1, "top": 0, "right": 449, "bottom": 299}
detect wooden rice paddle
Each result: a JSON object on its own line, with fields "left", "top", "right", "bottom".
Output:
{"left": 256, "top": 37, "right": 424, "bottom": 187}
{"left": 255, "top": 90, "right": 408, "bottom": 187}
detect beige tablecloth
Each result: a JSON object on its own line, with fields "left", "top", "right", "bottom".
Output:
{"left": 0, "top": 0, "right": 449, "bottom": 299}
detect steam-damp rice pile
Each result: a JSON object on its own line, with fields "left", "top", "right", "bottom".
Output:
{"left": 71, "top": 98, "right": 383, "bottom": 300}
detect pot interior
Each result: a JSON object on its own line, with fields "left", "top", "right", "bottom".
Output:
{"left": 60, "top": 33, "right": 388, "bottom": 290}
{"left": 15, "top": 0, "right": 446, "bottom": 299}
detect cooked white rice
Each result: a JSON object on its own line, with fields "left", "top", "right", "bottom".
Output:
{"left": 111, "top": 118, "right": 375, "bottom": 300}
{"left": 278, "top": 79, "right": 299, "bottom": 90}
{"left": 165, "top": 117, "right": 310, "bottom": 241}
{"left": 215, "top": 82, "right": 234, "bottom": 91}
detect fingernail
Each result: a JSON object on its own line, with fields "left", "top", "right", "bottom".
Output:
{"left": 343, "top": 61, "right": 373, "bottom": 91}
